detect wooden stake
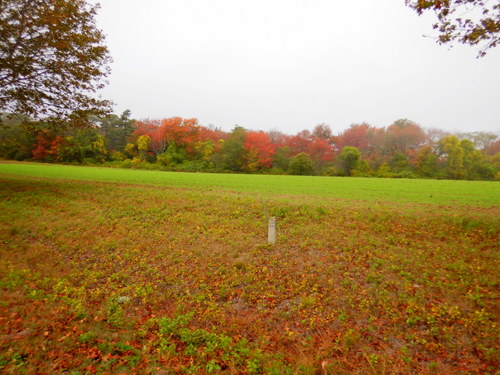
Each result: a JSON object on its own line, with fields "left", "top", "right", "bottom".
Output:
{"left": 268, "top": 216, "right": 276, "bottom": 244}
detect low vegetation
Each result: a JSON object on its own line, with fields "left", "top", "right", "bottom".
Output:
{"left": 0, "top": 164, "right": 498, "bottom": 374}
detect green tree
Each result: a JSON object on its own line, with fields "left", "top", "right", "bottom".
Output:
{"left": 353, "top": 159, "right": 372, "bottom": 176}
{"left": 415, "top": 145, "right": 439, "bottom": 178}
{"left": 389, "top": 152, "right": 410, "bottom": 173}
{"left": 337, "top": 146, "right": 361, "bottom": 176}
{"left": 0, "top": 114, "right": 35, "bottom": 160}
{"left": 0, "top": 0, "right": 111, "bottom": 127}
{"left": 56, "top": 129, "right": 108, "bottom": 163}
{"left": 97, "top": 110, "right": 135, "bottom": 152}
{"left": 437, "top": 136, "right": 496, "bottom": 180}
{"left": 288, "top": 152, "right": 314, "bottom": 175}
{"left": 193, "top": 140, "right": 215, "bottom": 162}
{"left": 460, "top": 139, "right": 496, "bottom": 180}
{"left": 406, "top": 0, "right": 500, "bottom": 57}
{"left": 489, "top": 152, "right": 500, "bottom": 179}
{"left": 439, "top": 135, "right": 464, "bottom": 179}
{"left": 273, "top": 146, "right": 292, "bottom": 172}
{"left": 215, "top": 126, "right": 247, "bottom": 172}
{"left": 157, "top": 142, "right": 187, "bottom": 166}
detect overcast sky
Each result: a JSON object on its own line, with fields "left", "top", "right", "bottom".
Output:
{"left": 91, "top": 0, "right": 500, "bottom": 135}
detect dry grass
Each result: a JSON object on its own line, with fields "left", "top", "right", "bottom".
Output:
{"left": 0, "top": 172, "right": 498, "bottom": 374}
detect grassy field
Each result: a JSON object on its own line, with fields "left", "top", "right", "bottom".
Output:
{"left": 1, "top": 162, "right": 499, "bottom": 207}
{"left": 0, "top": 163, "right": 499, "bottom": 374}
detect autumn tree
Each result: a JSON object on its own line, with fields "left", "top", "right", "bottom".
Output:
{"left": 336, "top": 123, "right": 382, "bottom": 159}
{"left": 285, "top": 128, "right": 334, "bottom": 171}
{"left": 483, "top": 139, "right": 500, "bottom": 156}
{"left": 133, "top": 120, "right": 165, "bottom": 156}
{"left": 136, "top": 135, "right": 150, "bottom": 161}
{"left": 267, "top": 130, "right": 289, "bottom": 148}
{"left": 0, "top": 0, "right": 111, "bottom": 127}
{"left": 384, "top": 119, "right": 427, "bottom": 156}
{"left": 312, "top": 124, "right": 335, "bottom": 145}
{"left": 243, "top": 131, "right": 276, "bottom": 171}
{"left": 31, "top": 129, "right": 63, "bottom": 161}
{"left": 406, "top": 0, "right": 500, "bottom": 56}
{"left": 309, "top": 138, "right": 334, "bottom": 172}
{"left": 286, "top": 130, "right": 313, "bottom": 155}
{"left": 199, "top": 125, "right": 227, "bottom": 144}
{"left": 161, "top": 117, "right": 200, "bottom": 155}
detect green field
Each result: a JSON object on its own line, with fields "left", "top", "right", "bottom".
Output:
{"left": 1, "top": 162, "right": 499, "bottom": 207}
{"left": 0, "top": 163, "right": 499, "bottom": 374}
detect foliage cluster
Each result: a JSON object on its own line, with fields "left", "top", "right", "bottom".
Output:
{"left": 1, "top": 114, "right": 499, "bottom": 180}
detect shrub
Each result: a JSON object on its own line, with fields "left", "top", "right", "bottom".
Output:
{"left": 110, "top": 151, "right": 126, "bottom": 161}
{"left": 288, "top": 152, "right": 314, "bottom": 175}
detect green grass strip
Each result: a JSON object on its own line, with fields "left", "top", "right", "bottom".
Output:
{"left": 0, "top": 162, "right": 498, "bottom": 206}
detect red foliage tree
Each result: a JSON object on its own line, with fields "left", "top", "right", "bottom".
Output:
{"left": 199, "top": 126, "right": 227, "bottom": 144}
{"left": 267, "top": 130, "right": 289, "bottom": 148}
{"left": 244, "top": 131, "right": 276, "bottom": 169}
{"left": 32, "top": 130, "right": 64, "bottom": 161}
{"left": 284, "top": 128, "right": 334, "bottom": 168}
{"left": 383, "top": 119, "right": 427, "bottom": 159}
{"left": 133, "top": 117, "right": 202, "bottom": 156}
{"left": 309, "top": 137, "right": 334, "bottom": 163}
{"left": 133, "top": 119, "right": 165, "bottom": 155}
{"left": 312, "top": 124, "right": 335, "bottom": 145}
{"left": 336, "top": 123, "right": 382, "bottom": 158}
{"left": 286, "top": 130, "right": 313, "bottom": 156}
{"left": 161, "top": 117, "right": 199, "bottom": 148}
{"left": 484, "top": 139, "right": 500, "bottom": 156}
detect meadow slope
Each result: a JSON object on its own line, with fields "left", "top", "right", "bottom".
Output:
{"left": 0, "top": 164, "right": 499, "bottom": 374}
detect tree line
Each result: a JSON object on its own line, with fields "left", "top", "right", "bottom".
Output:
{"left": 1, "top": 112, "right": 498, "bottom": 180}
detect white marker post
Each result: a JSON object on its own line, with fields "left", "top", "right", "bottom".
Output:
{"left": 268, "top": 216, "right": 276, "bottom": 244}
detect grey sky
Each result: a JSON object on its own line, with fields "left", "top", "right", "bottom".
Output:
{"left": 92, "top": 0, "right": 500, "bottom": 134}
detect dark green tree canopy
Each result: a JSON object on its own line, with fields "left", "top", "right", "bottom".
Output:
{"left": 0, "top": 0, "right": 111, "bottom": 127}
{"left": 288, "top": 152, "right": 314, "bottom": 175}
{"left": 337, "top": 146, "right": 361, "bottom": 176}
{"left": 95, "top": 110, "right": 135, "bottom": 152}
{"left": 406, "top": 0, "right": 500, "bottom": 56}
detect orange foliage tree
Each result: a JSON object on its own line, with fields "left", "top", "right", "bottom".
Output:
{"left": 32, "top": 130, "right": 64, "bottom": 161}
{"left": 133, "top": 120, "right": 165, "bottom": 156}
{"left": 243, "top": 131, "right": 276, "bottom": 170}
